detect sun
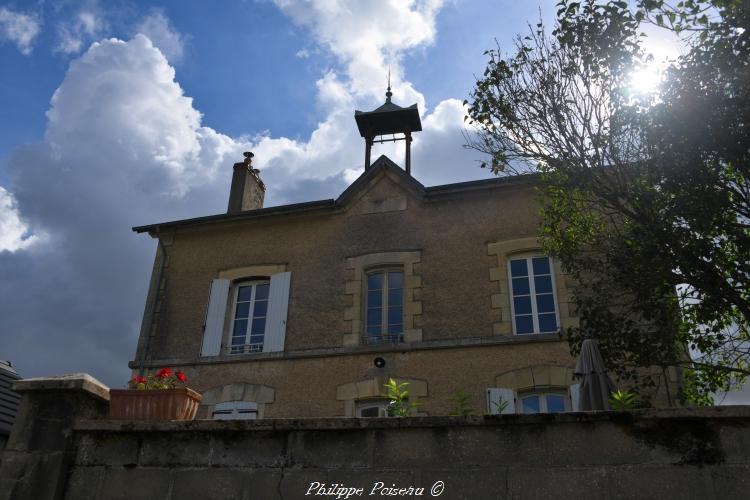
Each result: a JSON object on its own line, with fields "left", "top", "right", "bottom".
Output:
{"left": 629, "top": 61, "right": 664, "bottom": 94}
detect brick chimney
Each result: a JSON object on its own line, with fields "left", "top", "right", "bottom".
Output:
{"left": 227, "top": 152, "right": 266, "bottom": 213}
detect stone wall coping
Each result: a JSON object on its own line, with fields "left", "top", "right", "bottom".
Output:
{"left": 129, "top": 332, "right": 563, "bottom": 369}
{"left": 73, "top": 406, "right": 750, "bottom": 433}
{"left": 13, "top": 373, "right": 110, "bottom": 402}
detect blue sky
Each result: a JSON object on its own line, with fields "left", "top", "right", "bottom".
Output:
{"left": 6, "top": 0, "right": 740, "bottom": 405}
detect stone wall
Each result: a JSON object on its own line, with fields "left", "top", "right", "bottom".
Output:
{"left": 1, "top": 375, "right": 749, "bottom": 500}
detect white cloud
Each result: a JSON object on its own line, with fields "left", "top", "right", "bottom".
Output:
{"left": 135, "top": 10, "right": 186, "bottom": 63}
{"left": 0, "top": 7, "right": 41, "bottom": 55}
{"left": 55, "top": 10, "right": 104, "bottom": 54}
{"left": 0, "top": 187, "right": 43, "bottom": 252}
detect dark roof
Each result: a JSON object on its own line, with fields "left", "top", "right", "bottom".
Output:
{"left": 0, "top": 361, "right": 21, "bottom": 437}
{"left": 133, "top": 155, "right": 537, "bottom": 235}
{"left": 354, "top": 101, "right": 422, "bottom": 137}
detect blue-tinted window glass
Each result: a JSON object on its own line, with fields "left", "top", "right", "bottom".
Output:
{"left": 235, "top": 302, "right": 250, "bottom": 319}
{"left": 546, "top": 395, "right": 566, "bottom": 413}
{"left": 367, "top": 308, "right": 382, "bottom": 326}
{"left": 512, "top": 277, "right": 530, "bottom": 295}
{"left": 253, "top": 300, "right": 268, "bottom": 317}
{"left": 388, "top": 271, "right": 404, "bottom": 289}
{"left": 515, "top": 315, "right": 534, "bottom": 334}
{"left": 366, "top": 324, "right": 381, "bottom": 335}
{"left": 536, "top": 294, "right": 555, "bottom": 313}
{"left": 510, "top": 259, "right": 528, "bottom": 277}
{"left": 367, "top": 290, "right": 382, "bottom": 308}
{"left": 534, "top": 275, "right": 553, "bottom": 294}
{"left": 387, "top": 323, "right": 403, "bottom": 334}
{"left": 367, "top": 272, "right": 384, "bottom": 290}
{"left": 522, "top": 396, "right": 540, "bottom": 414}
{"left": 388, "top": 288, "right": 403, "bottom": 307}
{"left": 254, "top": 284, "right": 270, "bottom": 300}
{"left": 251, "top": 318, "right": 266, "bottom": 335}
{"left": 514, "top": 296, "right": 532, "bottom": 315}
{"left": 532, "top": 257, "right": 551, "bottom": 275}
{"left": 233, "top": 319, "right": 247, "bottom": 337}
{"left": 388, "top": 307, "right": 403, "bottom": 325}
{"left": 237, "top": 286, "right": 252, "bottom": 301}
{"left": 538, "top": 313, "right": 558, "bottom": 332}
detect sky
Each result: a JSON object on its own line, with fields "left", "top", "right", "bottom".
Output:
{"left": 1, "top": 0, "right": 744, "bottom": 403}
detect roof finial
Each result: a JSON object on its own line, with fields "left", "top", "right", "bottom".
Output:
{"left": 385, "top": 65, "right": 392, "bottom": 103}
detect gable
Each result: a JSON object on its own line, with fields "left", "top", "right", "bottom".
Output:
{"left": 337, "top": 155, "right": 425, "bottom": 215}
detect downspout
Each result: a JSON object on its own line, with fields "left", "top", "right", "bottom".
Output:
{"left": 138, "top": 226, "right": 168, "bottom": 376}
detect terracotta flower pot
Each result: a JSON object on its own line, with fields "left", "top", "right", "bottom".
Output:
{"left": 109, "top": 387, "right": 202, "bottom": 421}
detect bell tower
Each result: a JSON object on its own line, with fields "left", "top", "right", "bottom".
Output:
{"left": 354, "top": 78, "right": 422, "bottom": 175}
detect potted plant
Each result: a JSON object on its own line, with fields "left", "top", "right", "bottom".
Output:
{"left": 109, "top": 368, "right": 202, "bottom": 421}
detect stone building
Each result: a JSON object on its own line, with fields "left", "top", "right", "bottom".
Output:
{"left": 130, "top": 91, "right": 583, "bottom": 419}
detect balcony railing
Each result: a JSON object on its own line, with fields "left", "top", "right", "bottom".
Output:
{"left": 361, "top": 332, "right": 404, "bottom": 346}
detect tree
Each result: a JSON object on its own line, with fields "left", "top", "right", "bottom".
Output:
{"left": 465, "top": 0, "right": 750, "bottom": 403}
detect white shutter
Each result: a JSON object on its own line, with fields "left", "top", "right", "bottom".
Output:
{"left": 570, "top": 383, "right": 581, "bottom": 412}
{"left": 262, "top": 271, "right": 291, "bottom": 352}
{"left": 200, "top": 279, "right": 230, "bottom": 357}
{"left": 487, "top": 388, "right": 516, "bottom": 415}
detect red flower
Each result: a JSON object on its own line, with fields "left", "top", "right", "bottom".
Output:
{"left": 176, "top": 370, "right": 187, "bottom": 382}
{"left": 136, "top": 375, "right": 148, "bottom": 384}
{"left": 156, "top": 367, "right": 173, "bottom": 378}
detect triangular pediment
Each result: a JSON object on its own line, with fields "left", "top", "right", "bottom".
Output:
{"left": 336, "top": 155, "right": 425, "bottom": 214}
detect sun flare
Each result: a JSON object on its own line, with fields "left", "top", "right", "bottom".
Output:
{"left": 629, "top": 62, "right": 664, "bottom": 94}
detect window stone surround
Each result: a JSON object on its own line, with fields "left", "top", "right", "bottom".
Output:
{"left": 198, "top": 382, "right": 275, "bottom": 419}
{"left": 494, "top": 365, "right": 575, "bottom": 391}
{"left": 336, "top": 376, "right": 428, "bottom": 417}
{"left": 343, "top": 251, "right": 423, "bottom": 346}
{"left": 487, "top": 237, "right": 578, "bottom": 336}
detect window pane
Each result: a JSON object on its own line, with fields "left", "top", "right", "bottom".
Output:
{"left": 232, "top": 319, "right": 247, "bottom": 337}
{"left": 511, "top": 277, "right": 530, "bottom": 296}
{"left": 367, "top": 290, "right": 382, "bottom": 308}
{"left": 366, "top": 324, "right": 381, "bottom": 335}
{"left": 255, "top": 283, "right": 270, "bottom": 300}
{"left": 532, "top": 257, "right": 551, "bottom": 275}
{"left": 522, "top": 395, "right": 540, "bottom": 414}
{"left": 510, "top": 259, "right": 528, "bottom": 277}
{"left": 387, "top": 323, "right": 403, "bottom": 334}
{"left": 367, "top": 272, "right": 384, "bottom": 290}
{"left": 388, "top": 288, "right": 403, "bottom": 307}
{"left": 367, "top": 308, "right": 382, "bottom": 327}
{"left": 534, "top": 275, "right": 553, "bottom": 294}
{"left": 234, "top": 302, "right": 250, "bottom": 319}
{"left": 513, "top": 296, "right": 532, "bottom": 315}
{"left": 237, "top": 286, "right": 252, "bottom": 301}
{"left": 388, "top": 306, "right": 403, "bottom": 325}
{"left": 546, "top": 395, "right": 566, "bottom": 413}
{"left": 388, "top": 271, "right": 404, "bottom": 289}
{"left": 538, "top": 313, "right": 558, "bottom": 332}
{"left": 253, "top": 300, "right": 268, "bottom": 317}
{"left": 231, "top": 333, "right": 245, "bottom": 346}
{"left": 536, "top": 294, "right": 555, "bottom": 313}
{"left": 360, "top": 406, "right": 380, "bottom": 417}
{"left": 251, "top": 317, "right": 266, "bottom": 335}
{"left": 515, "top": 315, "right": 534, "bottom": 334}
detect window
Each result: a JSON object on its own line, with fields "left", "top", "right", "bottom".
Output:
{"left": 212, "top": 401, "right": 258, "bottom": 420}
{"left": 200, "top": 271, "right": 291, "bottom": 357}
{"left": 508, "top": 255, "right": 559, "bottom": 334}
{"left": 364, "top": 269, "right": 404, "bottom": 344}
{"left": 518, "top": 391, "right": 568, "bottom": 414}
{"left": 230, "top": 280, "right": 270, "bottom": 354}
{"left": 355, "top": 399, "right": 390, "bottom": 417}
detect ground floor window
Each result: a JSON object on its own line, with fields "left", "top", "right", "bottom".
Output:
{"left": 519, "top": 391, "right": 568, "bottom": 414}
{"left": 212, "top": 401, "right": 258, "bottom": 420}
{"left": 355, "top": 399, "right": 390, "bottom": 417}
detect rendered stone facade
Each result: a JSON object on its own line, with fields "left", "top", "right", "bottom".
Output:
{"left": 129, "top": 154, "right": 595, "bottom": 418}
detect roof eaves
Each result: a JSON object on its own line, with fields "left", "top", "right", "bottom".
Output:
{"left": 132, "top": 199, "right": 337, "bottom": 234}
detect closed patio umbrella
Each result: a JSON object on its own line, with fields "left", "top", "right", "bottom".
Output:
{"left": 574, "top": 339, "right": 617, "bottom": 411}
